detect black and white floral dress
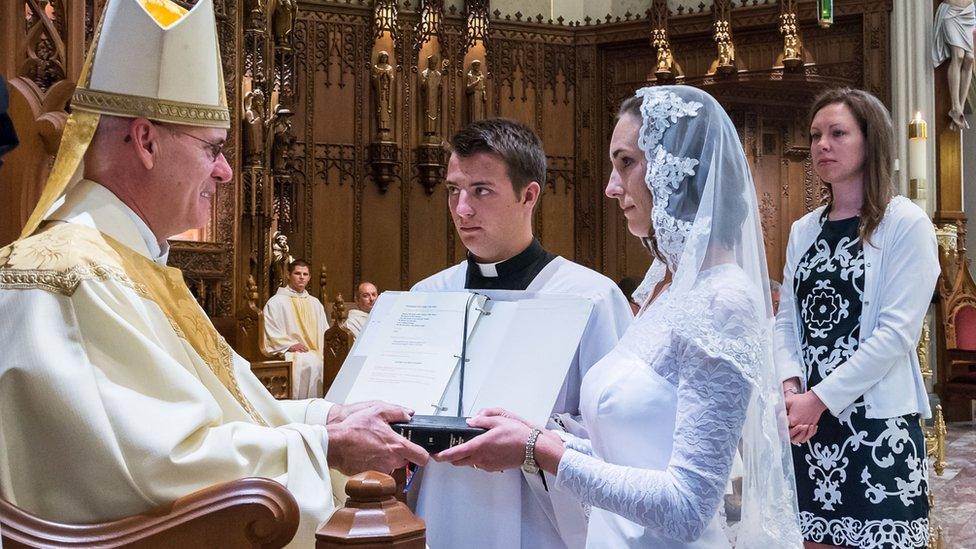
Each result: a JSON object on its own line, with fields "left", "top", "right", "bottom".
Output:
{"left": 791, "top": 214, "right": 929, "bottom": 549}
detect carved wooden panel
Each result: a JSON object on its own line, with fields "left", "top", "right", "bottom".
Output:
{"left": 0, "top": 0, "right": 84, "bottom": 246}
{"left": 593, "top": 1, "right": 888, "bottom": 283}
{"left": 251, "top": 362, "right": 292, "bottom": 400}
{"left": 2, "top": 0, "right": 891, "bottom": 326}
{"left": 280, "top": 0, "right": 889, "bottom": 294}
{"left": 288, "top": 3, "right": 583, "bottom": 298}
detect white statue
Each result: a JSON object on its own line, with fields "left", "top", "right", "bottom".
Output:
{"left": 933, "top": 0, "right": 975, "bottom": 130}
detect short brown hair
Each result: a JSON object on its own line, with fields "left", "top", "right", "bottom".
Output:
{"left": 808, "top": 88, "right": 894, "bottom": 245}
{"left": 447, "top": 118, "right": 547, "bottom": 196}
{"left": 287, "top": 259, "right": 310, "bottom": 273}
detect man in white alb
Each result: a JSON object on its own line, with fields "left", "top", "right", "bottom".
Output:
{"left": 410, "top": 119, "right": 633, "bottom": 548}
{"left": 0, "top": 2, "right": 426, "bottom": 546}
{"left": 344, "top": 280, "right": 377, "bottom": 338}
{"left": 264, "top": 259, "right": 329, "bottom": 398}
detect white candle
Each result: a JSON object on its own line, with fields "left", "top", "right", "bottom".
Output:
{"left": 908, "top": 111, "right": 927, "bottom": 209}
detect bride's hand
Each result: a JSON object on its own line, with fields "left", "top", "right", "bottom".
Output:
{"left": 789, "top": 423, "right": 818, "bottom": 444}
{"left": 786, "top": 390, "right": 826, "bottom": 444}
{"left": 782, "top": 377, "right": 801, "bottom": 399}
{"left": 476, "top": 407, "right": 536, "bottom": 428}
{"left": 433, "top": 415, "right": 533, "bottom": 472}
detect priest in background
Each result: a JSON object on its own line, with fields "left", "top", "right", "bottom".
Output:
{"left": 410, "top": 119, "right": 633, "bottom": 548}
{"left": 344, "top": 280, "right": 378, "bottom": 338}
{"left": 263, "top": 259, "right": 329, "bottom": 398}
{"left": 0, "top": 1, "right": 426, "bottom": 546}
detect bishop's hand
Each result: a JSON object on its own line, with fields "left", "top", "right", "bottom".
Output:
{"left": 326, "top": 402, "right": 429, "bottom": 475}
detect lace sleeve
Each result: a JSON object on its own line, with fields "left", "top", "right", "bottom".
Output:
{"left": 554, "top": 321, "right": 753, "bottom": 542}
{"left": 555, "top": 430, "right": 594, "bottom": 455}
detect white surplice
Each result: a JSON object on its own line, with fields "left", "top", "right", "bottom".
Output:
{"left": 344, "top": 308, "right": 369, "bottom": 338}
{"left": 0, "top": 180, "right": 337, "bottom": 547}
{"left": 410, "top": 257, "right": 633, "bottom": 549}
{"left": 263, "top": 286, "right": 329, "bottom": 398}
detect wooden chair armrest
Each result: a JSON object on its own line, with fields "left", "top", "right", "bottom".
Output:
{"left": 1, "top": 477, "right": 299, "bottom": 548}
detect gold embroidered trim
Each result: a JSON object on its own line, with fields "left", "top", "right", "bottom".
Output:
{"left": 165, "top": 318, "right": 266, "bottom": 425}
{"left": 215, "top": 337, "right": 267, "bottom": 424}
{"left": 1, "top": 222, "right": 266, "bottom": 426}
{"left": 72, "top": 88, "right": 230, "bottom": 128}
{"left": 0, "top": 263, "right": 146, "bottom": 297}
{"left": 101, "top": 236, "right": 268, "bottom": 427}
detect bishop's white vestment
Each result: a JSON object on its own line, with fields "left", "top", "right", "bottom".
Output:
{"left": 411, "top": 254, "right": 634, "bottom": 549}
{"left": 0, "top": 180, "right": 337, "bottom": 547}
{"left": 263, "top": 286, "right": 329, "bottom": 398}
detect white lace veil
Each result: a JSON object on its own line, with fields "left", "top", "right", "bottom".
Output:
{"left": 629, "top": 85, "right": 802, "bottom": 547}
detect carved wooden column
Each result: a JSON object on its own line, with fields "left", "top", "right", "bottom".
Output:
{"left": 316, "top": 472, "right": 425, "bottom": 548}
{"left": 415, "top": 0, "right": 447, "bottom": 195}
{"left": 648, "top": 0, "right": 677, "bottom": 83}
{"left": 931, "top": 0, "right": 971, "bottom": 422}
{"left": 369, "top": 0, "right": 401, "bottom": 193}
{"left": 462, "top": 0, "right": 489, "bottom": 124}
{"left": 710, "top": 0, "right": 737, "bottom": 76}
{"left": 0, "top": 0, "right": 86, "bottom": 245}
{"left": 777, "top": 0, "right": 804, "bottom": 71}
{"left": 239, "top": 0, "right": 299, "bottom": 307}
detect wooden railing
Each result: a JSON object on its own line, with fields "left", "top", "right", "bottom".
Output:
{"left": 2, "top": 473, "right": 424, "bottom": 548}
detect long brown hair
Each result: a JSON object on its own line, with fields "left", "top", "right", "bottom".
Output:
{"left": 808, "top": 88, "right": 895, "bottom": 245}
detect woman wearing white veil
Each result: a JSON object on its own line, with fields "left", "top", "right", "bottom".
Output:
{"left": 435, "top": 85, "right": 802, "bottom": 548}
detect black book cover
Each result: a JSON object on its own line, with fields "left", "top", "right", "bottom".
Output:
{"left": 391, "top": 414, "right": 486, "bottom": 453}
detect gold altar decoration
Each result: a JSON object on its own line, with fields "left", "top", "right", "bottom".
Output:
{"left": 778, "top": 0, "right": 803, "bottom": 71}
{"left": 649, "top": 0, "right": 676, "bottom": 83}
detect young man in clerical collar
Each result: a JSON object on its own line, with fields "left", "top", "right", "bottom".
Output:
{"left": 442, "top": 120, "right": 555, "bottom": 290}
{"left": 410, "top": 119, "right": 633, "bottom": 549}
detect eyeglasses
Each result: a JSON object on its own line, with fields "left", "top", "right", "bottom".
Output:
{"left": 154, "top": 122, "right": 226, "bottom": 162}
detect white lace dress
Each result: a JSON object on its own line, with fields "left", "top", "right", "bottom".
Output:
{"left": 553, "top": 264, "right": 756, "bottom": 548}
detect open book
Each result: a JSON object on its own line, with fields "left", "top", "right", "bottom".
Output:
{"left": 326, "top": 290, "right": 594, "bottom": 427}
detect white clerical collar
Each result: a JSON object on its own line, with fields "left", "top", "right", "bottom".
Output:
{"left": 47, "top": 179, "right": 169, "bottom": 265}
{"left": 277, "top": 285, "right": 310, "bottom": 298}
{"left": 475, "top": 260, "right": 502, "bottom": 277}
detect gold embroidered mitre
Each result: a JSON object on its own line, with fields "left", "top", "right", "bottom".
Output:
{"left": 20, "top": 0, "right": 229, "bottom": 239}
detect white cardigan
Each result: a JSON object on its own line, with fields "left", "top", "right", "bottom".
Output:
{"left": 774, "top": 196, "right": 939, "bottom": 419}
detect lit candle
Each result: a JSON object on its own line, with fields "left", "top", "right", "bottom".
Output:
{"left": 908, "top": 111, "right": 927, "bottom": 208}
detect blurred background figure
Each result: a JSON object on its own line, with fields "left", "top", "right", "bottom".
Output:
{"left": 345, "top": 280, "right": 378, "bottom": 338}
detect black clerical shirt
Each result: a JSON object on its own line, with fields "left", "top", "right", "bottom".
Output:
{"left": 464, "top": 238, "right": 557, "bottom": 290}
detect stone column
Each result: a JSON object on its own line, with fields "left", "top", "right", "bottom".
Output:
{"left": 890, "top": 0, "right": 936, "bottom": 216}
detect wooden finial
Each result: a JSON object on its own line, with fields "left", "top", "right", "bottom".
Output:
{"left": 332, "top": 293, "right": 348, "bottom": 323}
{"left": 316, "top": 472, "right": 425, "bottom": 547}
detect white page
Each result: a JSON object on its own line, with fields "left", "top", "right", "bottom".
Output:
{"left": 468, "top": 297, "right": 592, "bottom": 423}
{"left": 326, "top": 291, "right": 403, "bottom": 405}
{"left": 435, "top": 293, "right": 593, "bottom": 425}
{"left": 341, "top": 291, "right": 484, "bottom": 412}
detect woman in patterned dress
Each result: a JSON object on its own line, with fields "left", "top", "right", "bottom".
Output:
{"left": 775, "top": 88, "right": 940, "bottom": 549}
